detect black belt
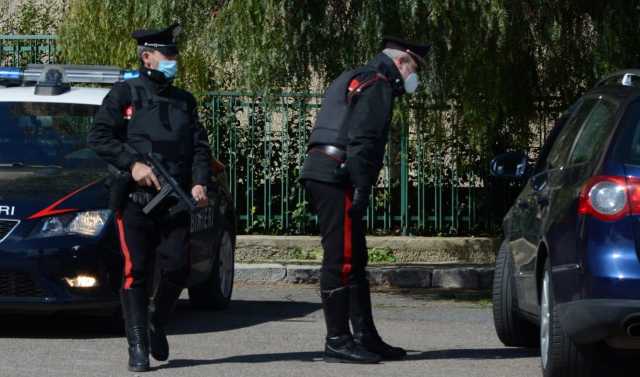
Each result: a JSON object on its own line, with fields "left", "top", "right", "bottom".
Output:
{"left": 308, "top": 145, "right": 346, "bottom": 162}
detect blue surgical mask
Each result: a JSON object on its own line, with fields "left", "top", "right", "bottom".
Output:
{"left": 157, "top": 60, "right": 177, "bottom": 80}
{"left": 404, "top": 72, "right": 419, "bottom": 94}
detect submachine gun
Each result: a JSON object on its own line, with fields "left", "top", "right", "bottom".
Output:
{"left": 108, "top": 143, "right": 197, "bottom": 217}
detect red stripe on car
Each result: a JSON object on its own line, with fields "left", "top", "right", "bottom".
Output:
{"left": 27, "top": 180, "right": 99, "bottom": 220}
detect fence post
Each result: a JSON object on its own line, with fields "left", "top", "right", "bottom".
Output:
{"left": 400, "top": 119, "right": 409, "bottom": 235}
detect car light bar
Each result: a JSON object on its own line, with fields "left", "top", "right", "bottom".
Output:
{"left": 0, "top": 64, "right": 139, "bottom": 84}
{"left": 595, "top": 69, "right": 640, "bottom": 88}
{"left": 0, "top": 67, "right": 23, "bottom": 80}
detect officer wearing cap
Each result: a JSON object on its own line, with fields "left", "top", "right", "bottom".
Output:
{"left": 88, "top": 23, "right": 212, "bottom": 372}
{"left": 300, "top": 37, "right": 430, "bottom": 364}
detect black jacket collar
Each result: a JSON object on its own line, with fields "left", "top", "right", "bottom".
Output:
{"left": 139, "top": 66, "right": 173, "bottom": 94}
{"left": 367, "top": 53, "right": 405, "bottom": 97}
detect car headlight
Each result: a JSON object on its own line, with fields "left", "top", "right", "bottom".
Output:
{"left": 30, "top": 210, "right": 111, "bottom": 238}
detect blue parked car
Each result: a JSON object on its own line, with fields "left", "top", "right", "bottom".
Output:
{"left": 491, "top": 70, "right": 640, "bottom": 376}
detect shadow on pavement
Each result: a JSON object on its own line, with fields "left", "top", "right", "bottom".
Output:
{"left": 383, "top": 288, "right": 492, "bottom": 303}
{"left": 404, "top": 347, "right": 638, "bottom": 377}
{"left": 153, "top": 347, "right": 536, "bottom": 369}
{"left": 403, "top": 347, "right": 538, "bottom": 360}
{"left": 169, "top": 299, "right": 321, "bottom": 336}
{"left": 0, "top": 312, "right": 122, "bottom": 339}
{"left": 154, "top": 352, "right": 324, "bottom": 370}
{"left": 0, "top": 298, "right": 321, "bottom": 339}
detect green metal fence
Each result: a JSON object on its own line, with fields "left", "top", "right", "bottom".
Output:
{"left": 0, "top": 35, "right": 57, "bottom": 66}
{"left": 204, "top": 93, "right": 497, "bottom": 236}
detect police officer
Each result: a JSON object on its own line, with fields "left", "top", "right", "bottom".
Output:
{"left": 300, "top": 37, "right": 430, "bottom": 364}
{"left": 88, "top": 24, "right": 211, "bottom": 372}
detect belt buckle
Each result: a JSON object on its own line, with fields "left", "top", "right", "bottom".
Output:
{"left": 324, "top": 145, "right": 341, "bottom": 156}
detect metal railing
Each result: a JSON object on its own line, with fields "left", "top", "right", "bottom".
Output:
{"left": 0, "top": 35, "right": 57, "bottom": 66}
{"left": 204, "top": 92, "right": 498, "bottom": 236}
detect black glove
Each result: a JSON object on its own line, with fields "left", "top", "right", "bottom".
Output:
{"left": 349, "top": 186, "right": 371, "bottom": 217}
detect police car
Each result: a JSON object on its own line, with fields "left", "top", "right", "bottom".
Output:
{"left": 0, "top": 64, "right": 235, "bottom": 315}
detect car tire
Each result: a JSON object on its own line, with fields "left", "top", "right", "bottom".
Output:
{"left": 492, "top": 240, "right": 539, "bottom": 347}
{"left": 540, "top": 259, "right": 594, "bottom": 377}
{"left": 188, "top": 224, "right": 235, "bottom": 310}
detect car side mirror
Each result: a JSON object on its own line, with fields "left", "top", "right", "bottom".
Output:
{"left": 490, "top": 151, "right": 529, "bottom": 178}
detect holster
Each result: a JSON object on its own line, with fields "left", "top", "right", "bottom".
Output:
{"left": 106, "top": 171, "right": 133, "bottom": 211}
{"left": 333, "top": 162, "right": 350, "bottom": 184}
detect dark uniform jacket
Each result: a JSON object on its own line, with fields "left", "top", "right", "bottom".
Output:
{"left": 88, "top": 68, "right": 211, "bottom": 191}
{"left": 300, "top": 53, "right": 405, "bottom": 188}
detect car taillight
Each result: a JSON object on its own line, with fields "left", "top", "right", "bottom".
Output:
{"left": 627, "top": 177, "right": 640, "bottom": 214}
{"left": 578, "top": 176, "right": 640, "bottom": 221}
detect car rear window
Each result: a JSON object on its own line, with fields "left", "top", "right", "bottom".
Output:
{"left": 568, "top": 98, "right": 619, "bottom": 165}
{"left": 546, "top": 99, "right": 597, "bottom": 169}
{"left": 0, "top": 102, "right": 104, "bottom": 169}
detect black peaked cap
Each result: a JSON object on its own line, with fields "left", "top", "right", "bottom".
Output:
{"left": 131, "top": 23, "right": 181, "bottom": 56}
{"left": 382, "top": 36, "right": 431, "bottom": 67}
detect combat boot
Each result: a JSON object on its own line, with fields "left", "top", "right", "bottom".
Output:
{"left": 350, "top": 281, "right": 407, "bottom": 360}
{"left": 322, "top": 286, "right": 380, "bottom": 364}
{"left": 148, "top": 278, "right": 183, "bottom": 361}
{"left": 121, "top": 288, "right": 150, "bottom": 372}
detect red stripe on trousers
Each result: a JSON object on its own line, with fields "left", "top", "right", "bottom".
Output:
{"left": 115, "top": 211, "right": 134, "bottom": 289}
{"left": 341, "top": 189, "right": 353, "bottom": 284}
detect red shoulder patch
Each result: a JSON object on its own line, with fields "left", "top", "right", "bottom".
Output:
{"left": 122, "top": 105, "right": 134, "bottom": 120}
{"left": 348, "top": 79, "right": 361, "bottom": 92}
{"left": 347, "top": 73, "right": 388, "bottom": 103}
{"left": 348, "top": 74, "right": 388, "bottom": 94}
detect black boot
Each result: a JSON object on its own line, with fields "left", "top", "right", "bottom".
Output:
{"left": 121, "top": 288, "right": 150, "bottom": 372}
{"left": 148, "top": 278, "right": 183, "bottom": 361}
{"left": 350, "top": 281, "right": 407, "bottom": 360}
{"left": 322, "top": 286, "right": 380, "bottom": 364}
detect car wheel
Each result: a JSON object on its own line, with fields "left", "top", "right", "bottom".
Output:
{"left": 188, "top": 225, "right": 235, "bottom": 310}
{"left": 540, "top": 259, "right": 594, "bottom": 377}
{"left": 492, "top": 240, "right": 539, "bottom": 347}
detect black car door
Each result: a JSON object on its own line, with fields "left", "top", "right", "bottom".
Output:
{"left": 514, "top": 99, "right": 597, "bottom": 315}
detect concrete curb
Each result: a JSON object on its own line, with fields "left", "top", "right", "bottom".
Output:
{"left": 236, "top": 236, "right": 499, "bottom": 265}
{"left": 235, "top": 263, "right": 494, "bottom": 290}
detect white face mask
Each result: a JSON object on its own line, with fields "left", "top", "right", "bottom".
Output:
{"left": 404, "top": 72, "right": 419, "bottom": 94}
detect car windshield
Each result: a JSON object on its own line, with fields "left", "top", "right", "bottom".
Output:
{"left": 0, "top": 102, "right": 105, "bottom": 169}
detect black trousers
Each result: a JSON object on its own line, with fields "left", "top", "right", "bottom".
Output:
{"left": 115, "top": 200, "right": 191, "bottom": 290}
{"left": 305, "top": 180, "right": 368, "bottom": 290}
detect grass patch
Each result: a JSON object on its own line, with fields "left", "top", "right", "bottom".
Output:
{"left": 287, "top": 247, "right": 397, "bottom": 263}
{"left": 368, "top": 247, "right": 397, "bottom": 263}
{"left": 289, "top": 247, "right": 322, "bottom": 260}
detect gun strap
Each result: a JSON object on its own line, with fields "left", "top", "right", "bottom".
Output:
{"left": 125, "top": 80, "right": 190, "bottom": 112}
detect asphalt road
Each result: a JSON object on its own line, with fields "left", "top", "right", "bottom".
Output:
{"left": 0, "top": 286, "right": 629, "bottom": 377}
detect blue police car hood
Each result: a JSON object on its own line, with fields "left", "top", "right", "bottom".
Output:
{"left": 0, "top": 167, "right": 109, "bottom": 220}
